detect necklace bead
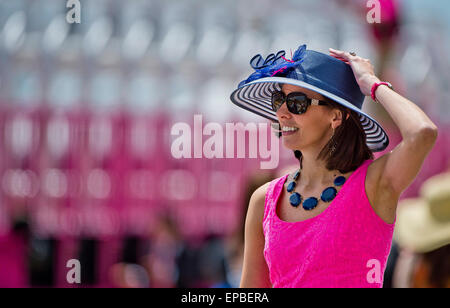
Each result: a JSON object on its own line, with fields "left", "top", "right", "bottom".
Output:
{"left": 302, "top": 197, "right": 319, "bottom": 211}
{"left": 289, "top": 193, "right": 302, "bottom": 207}
{"left": 287, "top": 181, "right": 296, "bottom": 193}
{"left": 320, "top": 187, "right": 337, "bottom": 202}
{"left": 334, "top": 176, "right": 346, "bottom": 186}
{"left": 286, "top": 168, "right": 346, "bottom": 210}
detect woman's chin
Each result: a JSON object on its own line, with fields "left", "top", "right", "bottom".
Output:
{"left": 282, "top": 139, "right": 303, "bottom": 151}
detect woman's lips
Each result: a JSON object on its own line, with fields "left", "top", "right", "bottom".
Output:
{"left": 282, "top": 129, "right": 299, "bottom": 136}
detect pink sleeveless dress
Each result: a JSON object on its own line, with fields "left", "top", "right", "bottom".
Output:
{"left": 263, "top": 159, "right": 395, "bottom": 288}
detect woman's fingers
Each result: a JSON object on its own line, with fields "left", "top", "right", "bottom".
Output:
{"left": 329, "top": 48, "right": 345, "bottom": 56}
{"left": 329, "top": 48, "right": 357, "bottom": 61}
{"left": 330, "top": 54, "right": 348, "bottom": 61}
{"left": 333, "top": 58, "right": 350, "bottom": 64}
{"left": 329, "top": 47, "right": 340, "bottom": 53}
{"left": 329, "top": 52, "right": 350, "bottom": 64}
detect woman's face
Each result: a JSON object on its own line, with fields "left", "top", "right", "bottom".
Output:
{"left": 276, "top": 83, "right": 338, "bottom": 151}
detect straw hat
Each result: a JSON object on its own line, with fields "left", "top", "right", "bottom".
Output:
{"left": 394, "top": 172, "right": 450, "bottom": 253}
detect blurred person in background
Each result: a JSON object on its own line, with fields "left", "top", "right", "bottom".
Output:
{"left": 367, "top": 0, "right": 401, "bottom": 77}
{"left": 337, "top": 0, "right": 401, "bottom": 76}
{"left": 393, "top": 172, "right": 450, "bottom": 288}
{"left": 110, "top": 236, "right": 150, "bottom": 288}
{"left": 176, "top": 233, "right": 230, "bottom": 288}
{"left": 175, "top": 238, "right": 202, "bottom": 288}
{"left": 231, "top": 44, "right": 438, "bottom": 287}
{"left": 144, "top": 213, "right": 181, "bottom": 288}
{"left": 198, "top": 234, "right": 230, "bottom": 288}
{"left": 0, "top": 216, "right": 29, "bottom": 288}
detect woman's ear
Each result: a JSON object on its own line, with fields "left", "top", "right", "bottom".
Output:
{"left": 331, "top": 109, "right": 344, "bottom": 129}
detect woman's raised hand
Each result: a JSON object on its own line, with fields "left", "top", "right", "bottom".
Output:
{"left": 329, "top": 48, "right": 380, "bottom": 96}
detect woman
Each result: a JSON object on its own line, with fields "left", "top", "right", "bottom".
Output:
{"left": 229, "top": 45, "right": 438, "bottom": 287}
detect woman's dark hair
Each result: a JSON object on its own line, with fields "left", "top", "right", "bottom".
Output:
{"left": 293, "top": 100, "right": 374, "bottom": 174}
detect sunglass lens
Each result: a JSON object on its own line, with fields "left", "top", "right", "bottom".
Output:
{"left": 271, "top": 92, "right": 285, "bottom": 112}
{"left": 287, "top": 94, "right": 308, "bottom": 114}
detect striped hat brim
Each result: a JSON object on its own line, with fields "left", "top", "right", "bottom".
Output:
{"left": 230, "top": 77, "right": 389, "bottom": 152}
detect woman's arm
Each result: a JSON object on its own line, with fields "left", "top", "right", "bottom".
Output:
{"left": 240, "top": 182, "right": 272, "bottom": 288}
{"left": 329, "top": 48, "right": 438, "bottom": 223}
{"left": 369, "top": 84, "right": 438, "bottom": 192}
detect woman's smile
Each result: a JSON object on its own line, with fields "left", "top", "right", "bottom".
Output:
{"left": 281, "top": 125, "right": 299, "bottom": 136}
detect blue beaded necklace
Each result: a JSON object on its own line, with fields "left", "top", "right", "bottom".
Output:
{"left": 286, "top": 168, "right": 346, "bottom": 210}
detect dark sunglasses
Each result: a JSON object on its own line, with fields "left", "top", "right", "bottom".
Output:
{"left": 271, "top": 91, "right": 328, "bottom": 114}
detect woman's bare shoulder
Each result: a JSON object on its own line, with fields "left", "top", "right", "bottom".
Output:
{"left": 247, "top": 181, "right": 272, "bottom": 222}
{"left": 253, "top": 181, "right": 271, "bottom": 199}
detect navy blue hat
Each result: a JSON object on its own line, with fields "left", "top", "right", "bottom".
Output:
{"left": 230, "top": 44, "right": 389, "bottom": 152}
